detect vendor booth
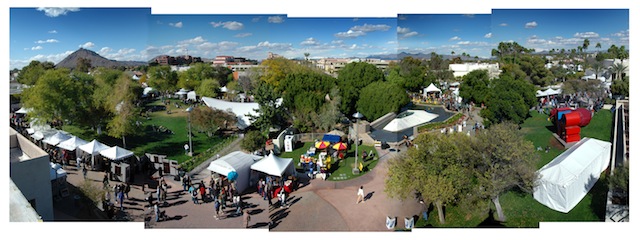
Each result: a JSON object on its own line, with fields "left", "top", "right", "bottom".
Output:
{"left": 251, "top": 152, "right": 295, "bottom": 178}
{"left": 100, "top": 146, "right": 135, "bottom": 182}
{"left": 533, "top": 137, "right": 611, "bottom": 213}
{"left": 78, "top": 140, "right": 110, "bottom": 171}
{"left": 207, "top": 151, "right": 262, "bottom": 193}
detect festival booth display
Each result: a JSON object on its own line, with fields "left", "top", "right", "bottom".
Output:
{"left": 423, "top": 83, "right": 442, "bottom": 96}
{"left": 251, "top": 152, "right": 295, "bottom": 178}
{"left": 100, "top": 146, "right": 134, "bottom": 182}
{"left": 145, "top": 153, "right": 180, "bottom": 177}
{"left": 57, "top": 136, "right": 89, "bottom": 151}
{"left": 533, "top": 138, "right": 611, "bottom": 213}
{"left": 187, "top": 91, "right": 197, "bottom": 101}
{"left": 175, "top": 88, "right": 189, "bottom": 99}
{"left": 78, "top": 140, "right": 110, "bottom": 171}
{"left": 207, "top": 151, "right": 262, "bottom": 193}
{"left": 42, "top": 131, "right": 72, "bottom": 147}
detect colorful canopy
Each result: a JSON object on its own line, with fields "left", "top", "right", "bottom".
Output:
{"left": 315, "top": 141, "right": 330, "bottom": 150}
{"left": 333, "top": 142, "right": 348, "bottom": 151}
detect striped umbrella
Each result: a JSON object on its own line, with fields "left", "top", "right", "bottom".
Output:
{"left": 315, "top": 141, "right": 330, "bottom": 150}
{"left": 332, "top": 142, "right": 348, "bottom": 151}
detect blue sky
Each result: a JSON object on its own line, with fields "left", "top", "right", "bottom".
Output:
{"left": 398, "top": 14, "right": 492, "bottom": 58}
{"left": 9, "top": 8, "right": 630, "bottom": 70}
{"left": 491, "top": 9, "right": 629, "bottom": 53}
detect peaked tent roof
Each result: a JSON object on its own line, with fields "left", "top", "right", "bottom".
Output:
{"left": 15, "top": 107, "right": 32, "bottom": 114}
{"left": 424, "top": 83, "right": 442, "bottom": 93}
{"left": 383, "top": 110, "right": 439, "bottom": 132}
{"left": 78, "top": 139, "right": 110, "bottom": 155}
{"left": 42, "top": 131, "right": 72, "bottom": 146}
{"left": 31, "top": 129, "right": 58, "bottom": 141}
{"left": 251, "top": 152, "right": 294, "bottom": 177}
{"left": 99, "top": 146, "right": 134, "bottom": 160}
{"left": 58, "top": 136, "right": 89, "bottom": 151}
{"left": 207, "top": 151, "right": 263, "bottom": 176}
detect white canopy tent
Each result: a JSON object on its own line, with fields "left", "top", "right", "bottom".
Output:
{"left": 31, "top": 129, "right": 58, "bottom": 141}
{"left": 251, "top": 152, "right": 294, "bottom": 177}
{"left": 57, "top": 136, "right": 89, "bottom": 151}
{"left": 42, "top": 131, "right": 72, "bottom": 146}
{"left": 423, "top": 83, "right": 442, "bottom": 95}
{"left": 27, "top": 123, "right": 52, "bottom": 135}
{"left": 15, "top": 107, "right": 32, "bottom": 114}
{"left": 207, "top": 151, "right": 262, "bottom": 193}
{"left": 187, "top": 91, "right": 197, "bottom": 101}
{"left": 536, "top": 88, "right": 562, "bottom": 98}
{"left": 533, "top": 138, "right": 611, "bottom": 213}
{"left": 78, "top": 140, "right": 111, "bottom": 170}
{"left": 383, "top": 110, "right": 439, "bottom": 132}
{"left": 100, "top": 146, "right": 134, "bottom": 161}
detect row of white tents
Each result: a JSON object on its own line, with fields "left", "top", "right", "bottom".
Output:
{"left": 207, "top": 151, "right": 295, "bottom": 193}
{"left": 27, "top": 123, "right": 134, "bottom": 170}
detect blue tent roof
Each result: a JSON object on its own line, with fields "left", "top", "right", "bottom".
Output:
{"left": 322, "top": 134, "right": 341, "bottom": 143}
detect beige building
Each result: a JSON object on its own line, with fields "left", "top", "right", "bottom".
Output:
{"left": 9, "top": 128, "right": 54, "bottom": 221}
{"left": 449, "top": 62, "right": 501, "bottom": 79}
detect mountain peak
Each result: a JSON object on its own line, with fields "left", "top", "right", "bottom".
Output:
{"left": 55, "top": 48, "right": 145, "bottom": 69}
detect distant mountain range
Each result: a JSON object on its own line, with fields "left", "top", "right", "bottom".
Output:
{"left": 367, "top": 52, "right": 490, "bottom": 61}
{"left": 55, "top": 48, "right": 147, "bottom": 69}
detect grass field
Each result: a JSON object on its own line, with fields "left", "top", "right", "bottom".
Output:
{"left": 415, "top": 109, "right": 613, "bottom": 228}
{"left": 62, "top": 98, "right": 228, "bottom": 163}
{"left": 280, "top": 141, "right": 378, "bottom": 181}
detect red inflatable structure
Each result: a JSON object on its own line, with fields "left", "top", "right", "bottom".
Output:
{"left": 549, "top": 107, "right": 593, "bottom": 143}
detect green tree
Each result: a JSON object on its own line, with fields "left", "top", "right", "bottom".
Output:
{"left": 459, "top": 69, "right": 491, "bottom": 104}
{"left": 16, "top": 60, "right": 54, "bottom": 85}
{"left": 191, "top": 106, "right": 236, "bottom": 137}
{"left": 196, "top": 79, "right": 221, "bottom": 98}
{"left": 106, "top": 74, "right": 141, "bottom": 148}
{"left": 314, "top": 87, "right": 343, "bottom": 132}
{"left": 241, "top": 130, "right": 266, "bottom": 153}
{"left": 471, "top": 122, "right": 539, "bottom": 222}
{"left": 609, "top": 162, "right": 629, "bottom": 204}
{"left": 356, "top": 81, "right": 409, "bottom": 121}
{"left": 147, "top": 65, "right": 178, "bottom": 95}
{"left": 280, "top": 69, "right": 335, "bottom": 114}
{"left": 260, "top": 57, "right": 300, "bottom": 89}
{"left": 481, "top": 75, "right": 536, "bottom": 126}
{"left": 385, "top": 132, "right": 474, "bottom": 224}
{"left": 337, "top": 62, "right": 385, "bottom": 115}
{"left": 610, "top": 77, "right": 629, "bottom": 97}
{"left": 610, "top": 62, "right": 628, "bottom": 81}
{"left": 76, "top": 57, "right": 92, "bottom": 73}
{"left": 248, "top": 81, "right": 288, "bottom": 137}
{"left": 397, "top": 56, "right": 428, "bottom": 92}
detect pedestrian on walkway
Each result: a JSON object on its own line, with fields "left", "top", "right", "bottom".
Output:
{"left": 82, "top": 166, "right": 88, "bottom": 180}
{"left": 182, "top": 175, "right": 189, "bottom": 191}
{"left": 199, "top": 182, "right": 207, "bottom": 203}
{"left": 278, "top": 188, "right": 287, "bottom": 208}
{"left": 76, "top": 156, "right": 82, "bottom": 169}
{"left": 243, "top": 209, "right": 251, "bottom": 228}
{"left": 191, "top": 185, "right": 199, "bottom": 204}
{"left": 154, "top": 203, "right": 160, "bottom": 222}
{"left": 124, "top": 183, "right": 131, "bottom": 199}
{"left": 117, "top": 190, "right": 124, "bottom": 210}
{"left": 102, "top": 174, "right": 109, "bottom": 189}
{"left": 356, "top": 186, "right": 365, "bottom": 204}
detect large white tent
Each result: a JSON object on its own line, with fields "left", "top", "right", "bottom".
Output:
{"left": 100, "top": 146, "right": 134, "bottom": 161}
{"left": 383, "top": 110, "right": 439, "bottom": 132}
{"left": 207, "top": 151, "right": 262, "bottom": 193}
{"left": 31, "top": 129, "right": 58, "bottom": 141}
{"left": 423, "top": 83, "right": 442, "bottom": 94}
{"left": 251, "top": 152, "right": 294, "bottom": 177}
{"left": 42, "top": 131, "right": 72, "bottom": 146}
{"left": 187, "top": 91, "right": 197, "bottom": 101}
{"left": 57, "top": 136, "right": 89, "bottom": 151}
{"left": 536, "top": 88, "right": 562, "bottom": 98}
{"left": 533, "top": 138, "right": 611, "bottom": 213}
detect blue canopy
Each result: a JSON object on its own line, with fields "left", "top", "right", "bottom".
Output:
{"left": 322, "top": 134, "right": 341, "bottom": 143}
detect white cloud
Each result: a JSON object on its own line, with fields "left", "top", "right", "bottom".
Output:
{"left": 348, "top": 44, "right": 359, "bottom": 50}
{"left": 397, "top": 27, "right": 418, "bottom": 39}
{"left": 79, "top": 42, "right": 95, "bottom": 48}
{"left": 573, "top": 32, "right": 599, "bottom": 38}
{"left": 351, "top": 24, "right": 391, "bottom": 32}
{"left": 178, "top": 36, "right": 206, "bottom": 45}
{"left": 36, "top": 8, "right": 80, "bottom": 17}
{"left": 48, "top": 30, "right": 57, "bottom": 34}
{"left": 400, "top": 32, "right": 418, "bottom": 39}
{"left": 525, "top": 21, "right": 538, "bottom": 29}
{"left": 300, "top": 37, "right": 320, "bottom": 46}
{"left": 397, "top": 27, "right": 411, "bottom": 34}
{"left": 35, "top": 39, "right": 59, "bottom": 44}
{"left": 484, "top": 33, "right": 492, "bottom": 38}
{"left": 449, "top": 36, "right": 461, "bottom": 41}
{"left": 457, "top": 41, "right": 470, "bottom": 45}
{"left": 234, "top": 33, "right": 253, "bottom": 38}
{"left": 268, "top": 16, "right": 285, "bottom": 24}
{"left": 169, "top": 21, "right": 183, "bottom": 28}
{"left": 252, "top": 17, "right": 262, "bottom": 22}
{"left": 210, "top": 21, "right": 244, "bottom": 30}
{"left": 387, "top": 41, "right": 397, "bottom": 44}
{"left": 499, "top": 23, "right": 508, "bottom": 27}
{"left": 331, "top": 40, "right": 344, "bottom": 45}
{"left": 99, "top": 47, "right": 112, "bottom": 55}
{"left": 31, "top": 46, "right": 43, "bottom": 50}
{"left": 335, "top": 30, "right": 366, "bottom": 38}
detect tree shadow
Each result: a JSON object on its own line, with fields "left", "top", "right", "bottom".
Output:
{"left": 586, "top": 174, "right": 608, "bottom": 220}
{"left": 477, "top": 209, "right": 506, "bottom": 228}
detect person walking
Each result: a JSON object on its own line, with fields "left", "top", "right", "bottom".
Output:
{"left": 124, "top": 183, "right": 131, "bottom": 199}
{"left": 82, "top": 166, "right": 88, "bottom": 180}
{"left": 102, "top": 173, "right": 109, "bottom": 189}
{"left": 214, "top": 199, "right": 221, "bottom": 220}
{"left": 154, "top": 203, "right": 160, "bottom": 222}
{"left": 243, "top": 209, "right": 251, "bottom": 228}
{"left": 356, "top": 186, "right": 365, "bottom": 204}
{"left": 117, "top": 189, "right": 125, "bottom": 210}
{"left": 199, "top": 182, "right": 207, "bottom": 203}
{"left": 184, "top": 143, "right": 189, "bottom": 154}
{"left": 278, "top": 188, "right": 287, "bottom": 208}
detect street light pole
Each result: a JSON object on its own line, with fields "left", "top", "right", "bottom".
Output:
{"left": 352, "top": 112, "right": 363, "bottom": 174}
{"left": 186, "top": 107, "right": 193, "bottom": 157}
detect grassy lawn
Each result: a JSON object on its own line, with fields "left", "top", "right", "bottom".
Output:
{"left": 280, "top": 142, "right": 378, "bottom": 181}
{"left": 62, "top": 98, "right": 228, "bottom": 163}
{"left": 415, "top": 109, "right": 613, "bottom": 228}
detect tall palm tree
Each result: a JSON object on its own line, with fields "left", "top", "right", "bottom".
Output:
{"left": 610, "top": 62, "right": 628, "bottom": 81}
{"left": 595, "top": 42, "right": 602, "bottom": 53}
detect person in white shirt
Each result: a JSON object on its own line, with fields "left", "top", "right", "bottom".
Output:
{"left": 356, "top": 186, "right": 365, "bottom": 204}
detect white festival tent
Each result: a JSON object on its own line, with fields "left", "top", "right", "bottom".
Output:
{"left": 31, "top": 129, "right": 58, "bottom": 141}
{"left": 251, "top": 152, "right": 294, "bottom": 177}
{"left": 27, "top": 123, "right": 52, "bottom": 135}
{"left": 536, "top": 88, "right": 562, "bottom": 98}
{"left": 187, "top": 91, "right": 197, "bottom": 101}
{"left": 99, "top": 146, "right": 134, "bottom": 161}
{"left": 383, "top": 110, "right": 439, "bottom": 132}
{"left": 42, "top": 131, "right": 72, "bottom": 146}
{"left": 423, "top": 83, "right": 442, "bottom": 95}
{"left": 78, "top": 140, "right": 111, "bottom": 170}
{"left": 207, "top": 151, "right": 262, "bottom": 193}
{"left": 15, "top": 107, "right": 32, "bottom": 114}
{"left": 57, "top": 136, "right": 89, "bottom": 151}
{"left": 533, "top": 137, "right": 611, "bottom": 213}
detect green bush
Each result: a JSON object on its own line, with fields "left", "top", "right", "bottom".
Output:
{"left": 417, "top": 113, "right": 464, "bottom": 133}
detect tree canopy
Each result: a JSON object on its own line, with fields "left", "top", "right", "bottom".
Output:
{"left": 480, "top": 74, "right": 536, "bottom": 126}
{"left": 248, "top": 80, "right": 288, "bottom": 137}
{"left": 356, "top": 81, "right": 409, "bottom": 121}
{"left": 16, "top": 60, "right": 55, "bottom": 85}
{"left": 147, "top": 65, "right": 178, "bottom": 94}
{"left": 191, "top": 106, "right": 236, "bottom": 137}
{"left": 459, "top": 69, "right": 491, "bottom": 104}
{"left": 337, "top": 61, "right": 385, "bottom": 115}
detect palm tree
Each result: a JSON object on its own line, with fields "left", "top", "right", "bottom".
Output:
{"left": 610, "top": 62, "right": 628, "bottom": 81}
{"left": 595, "top": 42, "right": 602, "bottom": 53}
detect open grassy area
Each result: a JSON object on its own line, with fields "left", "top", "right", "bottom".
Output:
{"left": 415, "top": 109, "right": 613, "bottom": 228}
{"left": 62, "top": 98, "right": 229, "bottom": 163}
{"left": 280, "top": 142, "right": 378, "bottom": 181}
